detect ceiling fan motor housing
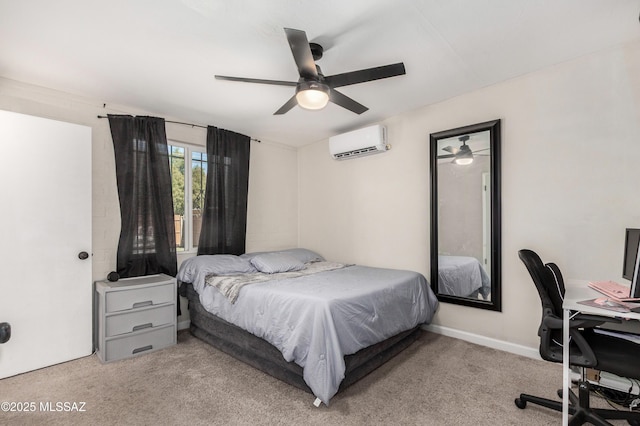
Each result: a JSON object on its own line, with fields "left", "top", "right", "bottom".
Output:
{"left": 296, "top": 80, "right": 329, "bottom": 94}
{"left": 309, "top": 42, "right": 323, "bottom": 61}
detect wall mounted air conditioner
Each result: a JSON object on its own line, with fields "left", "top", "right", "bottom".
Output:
{"left": 329, "top": 124, "right": 389, "bottom": 160}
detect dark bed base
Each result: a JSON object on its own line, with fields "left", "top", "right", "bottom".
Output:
{"left": 181, "top": 282, "right": 422, "bottom": 396}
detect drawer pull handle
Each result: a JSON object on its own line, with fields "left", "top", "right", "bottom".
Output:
{"left": 132, "top": 345, "right": 153, "bottom": 354}
{"left": 132, "top": 323, "right": 153, "bottom": 332}
{"left": 132, "top": 300, "right": 153, "bottom": 308}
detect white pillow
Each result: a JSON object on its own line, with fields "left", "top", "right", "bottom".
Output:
{"left": 250, "top": 252, "right": 306, "bottom": 274}
{"left": 177, "top": 255, "right": 256, "bottom": 282}
{"left": 280, "top": 248, "right": 324, "bottom": 263}
{"left": 241, "top": 248, "right": 324, "bottom": 264}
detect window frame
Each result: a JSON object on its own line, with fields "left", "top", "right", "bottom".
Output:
{"left": 168, "top": 140, "right": 207, "bottom": 253}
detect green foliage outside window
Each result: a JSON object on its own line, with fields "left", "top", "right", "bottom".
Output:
{"left": 169, "top": 145, "right": 207, "bottom": 251}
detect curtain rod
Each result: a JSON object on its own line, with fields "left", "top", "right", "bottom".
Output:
{"left": 96, "top": 115, "right": 261, "bottom": 143}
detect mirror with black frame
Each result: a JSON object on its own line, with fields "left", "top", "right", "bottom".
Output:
{"left": 429, "top": 119, "right": 501, "bottom": 311}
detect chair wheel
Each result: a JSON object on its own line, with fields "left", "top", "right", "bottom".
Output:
{"left": 557, "top": 389, "right": 563, "bottom": 399}
{"left": 514, "top": 398, "right": 527, "bottom": 409}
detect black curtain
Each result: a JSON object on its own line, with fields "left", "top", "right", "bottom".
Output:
{"left": 198, "top": 126, "right": 250, "bottom": 255}
{"left": 108, "top": 115, "right": 177, "bottom": 278}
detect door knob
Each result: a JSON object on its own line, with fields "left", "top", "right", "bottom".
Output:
{"left": 78, "top": 251, "right": 89, "bottom": 260}
{"left": 0, "top": 322, "right": 10, "bottom": 344}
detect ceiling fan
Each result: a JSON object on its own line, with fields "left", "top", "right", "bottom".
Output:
{"left": 215, "top": 28, "right": 406, "bottom": 115}
{"left": 437, "top": 135, "right": 490, "bottom": 165}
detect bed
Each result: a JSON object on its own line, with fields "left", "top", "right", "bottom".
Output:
{"left": 177, "top": 248, "right": 439, "bottom": 406}
{"left": 438, "top": 255, "right": 491, "bottom": 299}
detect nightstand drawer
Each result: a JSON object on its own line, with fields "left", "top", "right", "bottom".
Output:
{"left": 105, "top": 283, "right": 174, "bottom": 313}
{"left": 103, "top": 324, "right": 175, "bottom": 362}
{"left": 95, "top": 274, "right": 177, "bottom": 363}
{"left": 105, "top": 304, "right": 175, "bottom": 337}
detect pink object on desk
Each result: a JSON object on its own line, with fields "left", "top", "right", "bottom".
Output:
{"left": 588, "top": 280, "right": 640, "bottom": 301}
{"left": 578, "top": 298, "right": 631, "bottom": 313}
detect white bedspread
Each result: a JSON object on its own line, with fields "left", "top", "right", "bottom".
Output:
{"left": 191, "top": 263, "right": 438, "bottom": 405}
{"left": 205, "top": 261, "right": 347, "bottom": 304}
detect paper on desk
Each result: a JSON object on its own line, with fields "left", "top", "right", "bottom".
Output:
{"left": 577, "top": 298, "right": 639, "bottom": 313}
{"left": 594, "top": 328, "right": 640, "bottom": 344}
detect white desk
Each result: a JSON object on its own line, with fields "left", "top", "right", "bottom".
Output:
{"left": 562, "top": 285, "right": 640, "bottom": 425}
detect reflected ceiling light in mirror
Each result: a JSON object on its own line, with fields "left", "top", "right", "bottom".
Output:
{"left": 454, "top": 157, "right": 473, "bottom": 165}
{"left": 438, "top": 134, "right": 479, "bottom": 165}
{"left": 453, "top": 143, "right": 474, "bottom": 165}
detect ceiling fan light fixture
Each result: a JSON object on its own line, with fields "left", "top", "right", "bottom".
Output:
{"left": 295, "top": 81, "right": 330, "bottom": 110}
{"left": 453, "top": 142, "right": 473, "bottom": 165}
{"left": 454, "top": 156, "right": 474, "bottom": 165}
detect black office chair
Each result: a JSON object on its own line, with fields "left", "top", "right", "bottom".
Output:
{"left": 515, "top": 249, "right": 640, "bottom": 426}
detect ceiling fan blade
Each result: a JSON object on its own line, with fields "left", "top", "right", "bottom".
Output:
{"left": 442, "top": 146, "right": 459, "bottom": 155}
{"left": 215, "top": 75, "right": 297, "bottom": 87}
{"left": 473, "top": 148, "right": 490, "bottom": 153}
{"left": 437, "top": 154, "right": 456, "bottom": 159}
{"left": 325, "top": 63, "right": 406, "bottom": 88}
{"left": 284, "top": 28, "right": 318, "bottom": 79}
{"left": 329, "top": 89, "right": 368, "bottom": 114}
{"left": 273, "top": 95, "right": 298, "bottom": 115}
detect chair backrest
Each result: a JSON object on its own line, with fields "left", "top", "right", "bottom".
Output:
{"left": 518, "top": 249, "right": 565, "bottom": 315}
{"left": 518, "top": 249, "right": 568, "bottom": 362}
{"left": 546, "top": 262, "right": 566, "bottom": 311}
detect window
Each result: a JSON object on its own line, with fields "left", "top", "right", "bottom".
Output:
{"left": 168, "top": 142, "right": 207, "bottom": 252}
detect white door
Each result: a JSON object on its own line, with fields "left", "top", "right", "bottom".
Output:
{"left": 0, "top": 110, "right": 92, "bottom": 378}
{"left": 482, "top": 172, "right": 491, "bottom": 277}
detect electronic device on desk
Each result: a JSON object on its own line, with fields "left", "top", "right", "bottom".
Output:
{"left": 589, "top": 228, "right": 640, "bottom": 304}
{"left": 623, "top": 228, "right": 640, "bottom": 281}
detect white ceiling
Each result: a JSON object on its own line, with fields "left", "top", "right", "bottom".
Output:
{"left": 1, "top": 0, "right": 639, "bottom": 147}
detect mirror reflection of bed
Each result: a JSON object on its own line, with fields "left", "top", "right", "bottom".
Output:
{"left": 436, "top": 130, "right": 492, "bottom": 300}
{"left": 438, "top": 255, "right": 491, "bottom": 299}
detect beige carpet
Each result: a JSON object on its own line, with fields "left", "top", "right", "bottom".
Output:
{"left": 0, "top": 330, "right": 628, "bottom": 425}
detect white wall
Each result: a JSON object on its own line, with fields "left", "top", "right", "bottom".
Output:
{"left": 299, "top": 39, "right": 640, "bottom": 349}
{"left": 438, "top": 155, "right": 489, "bottom": 260}
{"left": 3, "top": 37, "right": 639, "bottom": 351}
{"left": 0, "top": 77, "right": 299, "bottom": 324}
{"left": 245, "top": 140, "right": 298, "bottom": 252}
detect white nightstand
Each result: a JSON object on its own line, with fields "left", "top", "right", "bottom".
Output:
{"left": 95, "top": 274, "right": 177, "bottom": 363}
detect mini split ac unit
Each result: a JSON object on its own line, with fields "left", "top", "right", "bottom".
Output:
{"left": 329, "top": 124, "right": 389, "bottom": 160}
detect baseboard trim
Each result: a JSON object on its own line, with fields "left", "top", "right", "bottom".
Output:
{"left": 178, "top": 319, "right": 537, "bottom": 359}
{"left": 422, "top": 324, "right": 541, "bottom": 360}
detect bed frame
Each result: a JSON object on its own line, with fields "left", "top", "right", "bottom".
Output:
{"left": 180, "top": 282, "right": 422, "bottom": 396}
